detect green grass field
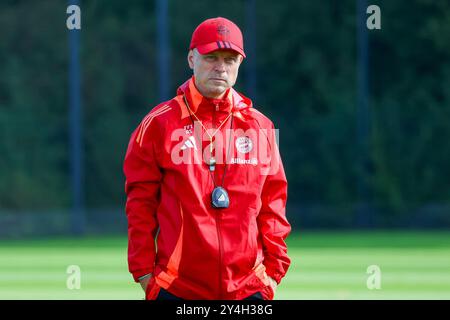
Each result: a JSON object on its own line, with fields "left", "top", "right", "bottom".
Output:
{"left": 1, "top": 231, "right": 449, "bottom": 299}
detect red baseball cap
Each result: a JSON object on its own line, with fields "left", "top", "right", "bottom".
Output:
{"left": 189, "top": 17, "right": 246, "bottom": 58}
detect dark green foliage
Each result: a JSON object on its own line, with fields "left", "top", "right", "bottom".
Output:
{"left": 0, "top": 1, "right": 449, "bottom": 225}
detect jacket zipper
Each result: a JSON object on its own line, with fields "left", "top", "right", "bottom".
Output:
{"left": 212, "top": 103, "right": 223, "bottom": 299}
{"left": 215, "top": 211, "right": 224, "bottom": 299}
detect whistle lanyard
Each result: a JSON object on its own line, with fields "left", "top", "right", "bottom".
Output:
{"left": 183, "top": 95, "right": 234, "bottom": 188}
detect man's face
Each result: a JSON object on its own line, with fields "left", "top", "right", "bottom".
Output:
{"left": 188, "top": 49, "right": 243, "bottom": 99}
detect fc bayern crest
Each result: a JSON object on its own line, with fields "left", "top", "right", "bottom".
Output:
{"left": 217, "top": 25, "right": 230, "bottom": 37}
{"left": 236, "top": 136, "right": 253, "bottom": 154}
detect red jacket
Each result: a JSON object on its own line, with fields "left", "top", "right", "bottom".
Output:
{"left": 124, "top": 77, "right": 291, "bottom": 300}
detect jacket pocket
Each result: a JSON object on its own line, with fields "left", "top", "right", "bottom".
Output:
{"left": 145, "top": 276, "right": 161, "bottom": 300}
{"left": 252, "top": 265, "right": 275, "bottom": 300}
{"left": 255, "top": 276, "right": 275, "bottom": 300}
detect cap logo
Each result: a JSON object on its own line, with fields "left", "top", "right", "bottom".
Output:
{"left": 217, "top": 25, "right": 230, "bottom": 37}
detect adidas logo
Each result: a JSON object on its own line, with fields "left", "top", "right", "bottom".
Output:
{"left": 180, "top": 136, "right": 198, "bottom": 151}
{"left": 218, "top": 194, "right": 226, "bottom": 202}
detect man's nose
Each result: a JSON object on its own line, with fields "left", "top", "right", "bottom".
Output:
{"left": 214, "top": 59, "right": 226, "bottom": 72}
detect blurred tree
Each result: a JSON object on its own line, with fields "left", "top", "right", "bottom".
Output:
{"left": 0, "top": 0, "right": 449, "bottom": 227}
{"left": 0, "top": 0, "right": 69, "bottom": 209}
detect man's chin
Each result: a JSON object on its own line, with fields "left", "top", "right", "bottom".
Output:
{"left": 205, "top": 86, "right": 228, "bottom": 98}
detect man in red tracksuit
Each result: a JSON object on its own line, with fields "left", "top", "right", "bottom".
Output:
{"left": 123, "top": 17, "right": 291, "bottom": 300}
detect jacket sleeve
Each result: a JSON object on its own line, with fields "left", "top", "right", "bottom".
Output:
{"left": 123, "top": 120, "right": 162, "bottom": 282}
{"left": 257, "top": 124, "right": 291, "bottom": 284}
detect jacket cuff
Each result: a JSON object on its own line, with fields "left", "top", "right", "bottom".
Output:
{"left": 265, "top": 266, "right": 284, "bottom": 284}
{"left": 132, "top": 268, "right": 154, "bottom": 283}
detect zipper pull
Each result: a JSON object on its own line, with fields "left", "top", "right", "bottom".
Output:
{"left": 215, "top": 104, "right": 219, "bottom": 111}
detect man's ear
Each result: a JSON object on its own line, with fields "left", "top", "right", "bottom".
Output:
{"left": 187, "top": 50, "right": 194, "bottom": 70}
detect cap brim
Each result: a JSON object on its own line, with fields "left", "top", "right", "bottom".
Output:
{"left": 196, "top": 42, "right": 246, "bottom": 58}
